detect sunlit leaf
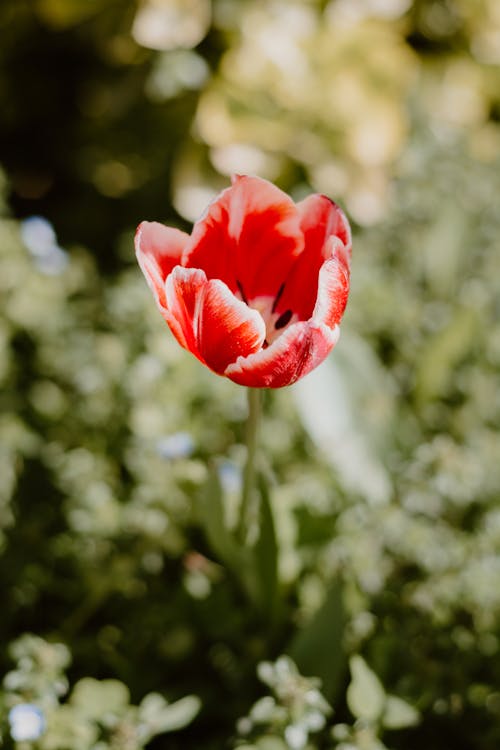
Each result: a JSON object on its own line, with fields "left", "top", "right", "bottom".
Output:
{"left": 292, "top": 336, "right": 393, "bottom": 504}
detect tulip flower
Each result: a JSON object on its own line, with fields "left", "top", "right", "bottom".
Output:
{"left": 135, "top": 175, "right": 351, "bottom": 388}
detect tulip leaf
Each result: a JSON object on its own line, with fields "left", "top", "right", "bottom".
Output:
{"left": 251, "top": 474, "right": 279, "bottom": 620}
{"left": 346, "top": 655, "right": 386, "bottom": 722}
{"left": 197, "top": 466, "right": 244, "bottom": 571}
{"left": 288, "top": 579, "right": 345, "bottom": 701}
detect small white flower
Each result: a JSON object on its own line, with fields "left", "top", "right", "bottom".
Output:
{"left": 249, "top": 696, "right": 276, "bottom": 723}
{"left": 284, "top": 723, "right": 308, "bottom": 750}
{"left": 303, "top": 708, "right": 326, "bottom": 731}
{"left": 8, "top": 703, "right": 46, "bottom": 742}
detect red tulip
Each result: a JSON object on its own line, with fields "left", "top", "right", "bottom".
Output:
{"left": 135, "top": 176, "right": 351, "bottom": 388}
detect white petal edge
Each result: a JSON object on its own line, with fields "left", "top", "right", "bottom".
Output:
{"left": 225, "top": 320, "right": 340, "bottom": 380}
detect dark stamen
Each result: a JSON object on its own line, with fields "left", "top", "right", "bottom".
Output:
{"left": 272, "top": 282, "right": 285, "bottom": 313}
{"left": 275, "top": 309, "right": 292, "bottom": 330}
{"left": 263, "top": 339, "right": 269, "bottom": 349}
{"left": 236, "top": 279, "right": 248, "bottom": 305}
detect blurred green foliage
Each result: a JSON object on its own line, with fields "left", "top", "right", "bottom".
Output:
{"left": 1, "top": 0, "right": 500, "bottom": 748}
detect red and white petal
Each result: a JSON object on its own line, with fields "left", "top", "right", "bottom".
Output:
{"left": 312, "top": 245, "right": 350, "bottom": 329}
{"left": 225, "top": 321, "right": 339, "bottom": 388}
{"left": 297, "top": 194, "right": 352, "bottom": 267}
{"left": 278, "top": 195, "right": 351, "bottom": 321}
{"left": 183, "top": 175, "right": 303, "bottom": 300}
{"left": 135, "top": 221, "right": 189, "bottom": 309}
{"left": 165, "top": 269, "right": 266, "bottom": 374}
{"left": 165, "top": 266, "right": 208, "bottom": 355}
{"left": 197, "top": 280, "right": 266, "bottom": 374}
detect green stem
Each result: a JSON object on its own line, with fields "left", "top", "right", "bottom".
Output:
{"left": 238, "top": 387, "right": 262, "bottom": 543}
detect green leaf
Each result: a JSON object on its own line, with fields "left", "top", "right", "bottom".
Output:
{"left": 288, "top": 579, "right": 345, "bottom": 702}
{"left": 252, "top": 474, "right": 279, "bottom": 620}
{"left": 346, "top": 655, "right": 386, "bottom": 723}
{"left": 197, "top": 467, "right": 279, "bottom": 609}
{"left": 415, "top": 307, "right": 478, "bottom": 403}
{"left": 383, "top": 695, "right": 420, "bottom": 729}
{"left": 420, "top": 200, "right": 468, "bottom": 295}
{"left": 70, "top": 678, "right": 129, "bottom": 720}
{"left": 197, "top": 465, "right": 243, "bottom": 570}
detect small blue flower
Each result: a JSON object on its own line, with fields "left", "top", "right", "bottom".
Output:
{"left": 21, "top": 216, "right": 56, "bottom": 254}
{"left": 20, "top": 216, "right": 68, "bottom": 275}
{"left": 156, "top": 432, "right": 194, "bottom": 460}
{"left": 217, "top": 460, "right": 242, "bottom": 494}
{"left": 8, "top": 703, "right": 46, "bottom": 742}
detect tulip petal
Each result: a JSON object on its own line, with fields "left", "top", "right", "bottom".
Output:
{"left": 312, "top": 245, "right": 351, "bottom": 328}
{"left": 278, "top": 196, "right": 351, "bottom": 321}
{"left": 135, "top": 221, "right": 190, "bottom": 309}
{"left": 183, "top": 175, "right": 303, "bottom": 300}
{"left": 225, "top": 321, "right": 339, "bottom": 388}
{"left": 298, "top": 194, "right": 351, "bottom": 266}
{"left": 197, "top": 280, "right": 267, "bottom": 373}
{"left": 166, "top": 266, "right": 208, "bottom": 355}
{"left": 166, "top": 268, "right": 266, "bottom": 374}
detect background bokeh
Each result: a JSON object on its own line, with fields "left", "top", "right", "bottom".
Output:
{"left": 1, "top": 1, "right": 500, "bottom": 749}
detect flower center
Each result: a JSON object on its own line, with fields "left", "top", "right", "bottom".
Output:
{"left": 236, "top": 280, "right": 297, "bottom": 348}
